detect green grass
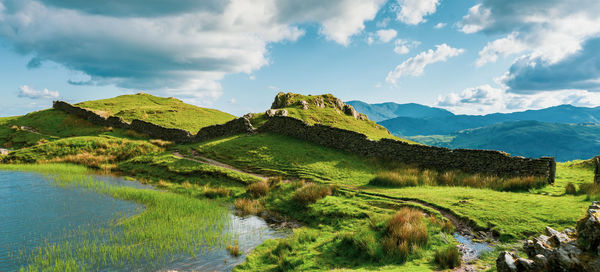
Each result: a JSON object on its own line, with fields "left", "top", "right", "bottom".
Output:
{"left": 186, "top": 133, "right": 381, "bottom": 185}
{"left": 3, "top": 135, "right": 162, "bottom": 170}
{"left": 187, "top": 133, "right": 591, "bottom": 241}
{"left": 117, "top": 153, "right": 263, "bottom": 186}
{"left": 77, "top": 93, "right": 236, "bottom": 133}
{"left": 534, "top": 160, "right": 596, "bottom": 195}
{"left": 0, "top": 109, "right": 138, "bottom": 149}
{"left": 365, "top": 186, "right": 589, "bottom": 240}
{"left": 0, "top": 164, "right": 233, "bottom": 272}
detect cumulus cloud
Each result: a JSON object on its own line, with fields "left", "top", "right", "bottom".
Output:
{"left": 376, "top": 29, "right": 397, "bottom": 43}
{"left": 476, "top": 32, "right": 527, "bottom": 66}
{"left": 393, "top": 0, "right": 440, "bottom": 25}
{"left": 459, "top": 0, "right": 600, "bottom": 94}
{"left": 393, "top": 39, "right": 420, "bottom": 54}
{"left": 0, "top": 0, "right": 385, "bottom": 104}
{"left": 434, "top": 22, "right": 446, "bottom": 29}
{"left": 501, "top": 38, "right": 600, "bottom": 93}
{"left": 386, "top": 44, "right": 463, "bottom": 84}
{"left": 18, "top": 85, "right": 60, "bottom": 99}
{"left": 435, "top": 84, "right": 600, "bottom": 114}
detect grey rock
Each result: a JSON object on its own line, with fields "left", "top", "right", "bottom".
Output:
{"left": 577, "top": 201, "right": 600, "bottom": 252}
{"left": 556, "top": 241, "right": 583, "bottom": 270}
{"left": 300, "top": 100, "right": 309, "bottom": 110}
{"left": 497, "top": 251, "right": 518, "bottom": 272}
{"left": 343, "top": 104, "right": 359, "bottom": 119}
{"left": 546, "top": 226, "right": 572, "bottom": 247}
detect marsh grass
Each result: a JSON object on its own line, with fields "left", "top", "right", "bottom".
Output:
{"left": 292, "top": 183, "right": 333, "bottom": 206}
{"left": 382, "top": 208, "right": 428, "bottom": 262}
{"left": 247, "top": 181, "right": 270, "bottom": 198}
{"left": 226, "top": 243, "right": 241, "bottom": 257}
{"left": 234, "top": 198, "right": 264, "bottom": 216}
{"left": 578, "top": 183, "right": 600, "bottom": 201}
{"left": 2, "top": 164, "right": 234, "bottom": 272}
{"left": 369, "top": 169, "right": 546, "bottom": 191}
{"left": 434, "top": 245, "right": 461, "bottom": 269}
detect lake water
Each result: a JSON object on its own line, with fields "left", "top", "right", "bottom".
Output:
{"left": 0, "top": 170, "right": 285, "bottom": 271}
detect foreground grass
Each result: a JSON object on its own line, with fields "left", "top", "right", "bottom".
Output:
{"left": 1, "top": 164, "right": 233, "bottom": 272}
{"left": 187, "top": 133, "right": 592, "bottom": 241}
{"left": 77, "top": 93, "right": 236, "bottom": 133}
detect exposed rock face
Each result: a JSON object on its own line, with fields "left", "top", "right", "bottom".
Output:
{"left": 0, "top": 148, "right": 9, "bottom": 155}
{"left": 269, "top": 92, "right": 369, "bottom": 120}
{"left": 594, "top": 156, "right": 600, "bottom": 184}
{"left": 498, "top": 202, "right": 600, "bottom": 272}
{"left": 265, "top": 109, "right": 288, "bottom": 117}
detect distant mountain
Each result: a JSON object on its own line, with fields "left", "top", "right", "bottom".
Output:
{"left": 447, "top": 121, "right": 600, "bottom": 162}
{"left": 346, "top": 100, "right": 453, "bottom": 122}
{"left": 377, "top": 104, "right": 600, "bottom": 136}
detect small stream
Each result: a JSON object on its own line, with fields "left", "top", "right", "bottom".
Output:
{"left": 0, "top": 170, "right": 286, "bottom": 272}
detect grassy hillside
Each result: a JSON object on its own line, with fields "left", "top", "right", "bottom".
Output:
{"left": 257, "top": 93, "right": 412, "bottom": 142}
{"left": 0, "top": 109, "right": 139, "bottom": 149}
{"left": 77, "top": 93, "right": 236, "bottom": 133}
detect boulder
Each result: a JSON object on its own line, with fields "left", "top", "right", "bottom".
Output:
{"left": 497, "top": 251, "right": 518, "bottom": 272}
{"left": 265, "top": 109, "right": 288, "bottom": 117}
{"left": 577, "top": 201, "right": 600, "bottom": 252}
{"left": 300, "top": 100, "right": 309, "bottom": 110}
{"left": 271, "top": 92, "right": 295, "bottom": 109}
{"left": 343, "top": 104, "right": 359, "bottom": 119}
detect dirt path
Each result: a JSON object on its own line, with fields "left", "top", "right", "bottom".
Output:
{"left": 171, "top": 151, "right": 491, "bottom": 271}
{"left": 172, "top": 152, "right": 268, "bottom": 181}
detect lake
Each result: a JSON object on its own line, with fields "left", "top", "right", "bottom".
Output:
{"left": 0, "top": 170, "right": 285, "bottom": 271}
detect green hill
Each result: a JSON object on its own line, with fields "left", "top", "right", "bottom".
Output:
{"left": 77, "top": 93, "right": 236, "bottom": 133}
{"left": 254, "top": 92, "right": 412, "bottom": 142}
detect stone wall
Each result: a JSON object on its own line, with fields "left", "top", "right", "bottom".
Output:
{"left": 594, "top": 156, "right": 600, "bottom": 184}
{"left": 53, "top": 101, "right": 255, "bottom": 143}
{"left": 259, "top": 116, "right": 556, "bottom": 183}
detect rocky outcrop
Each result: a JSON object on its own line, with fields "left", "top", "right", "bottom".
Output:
{"left": 497, "top": 202, "right": 600, "bottom": 272}
{"left": 259, "top": 116, "right": 556, "bottom": 183}
{"left": 270, "top": 92, "right": 369, "bottom": 120}
{"left": 265, "top": 109, "right": 288, "bottom": 117}
{"left": 53, "top": 101, "right": 255, "bottom": 143}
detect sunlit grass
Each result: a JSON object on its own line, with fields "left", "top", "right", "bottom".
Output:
{"left": 1, "top": 164, "right": 234, "bottom": 271}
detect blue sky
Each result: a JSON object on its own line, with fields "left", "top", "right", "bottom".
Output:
{"left": 2, "top": 0, "right": 600, "bottom": 117}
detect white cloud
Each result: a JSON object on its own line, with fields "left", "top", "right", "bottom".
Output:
{"left": 434, "top": 22, "right": 446, "bottom": 29}
{"left": 476, "top": 32, "right": 527, "bottom": 66}
{"left": 0, "top": 0, "right": 386, "bottom": 104}
{"left": 393, "top": 0, "right": 440, "bottom": 25}
{"left": 393, "top": 39, "right": 420, "bottom": 54}
{"left": 18, "top": 85, "right": 60, "bottom": 100}
{"left": 458, "top": 4, "right": 492, "bottom": 34}
{"left": 386, "top": 44, "right": 464, "bottom": 84}
{"left": 435, "top": 84, "right": 600, "bottom": 114}
{"left": 376, "top": 29, "right": 397, "bottom": 43}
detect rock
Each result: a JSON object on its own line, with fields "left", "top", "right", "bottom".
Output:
{"left": 243, "top": 113, "right": 254, "bottom": 119}
{"left": 300, "top": 100, "right": 309, "bottom": 110}
{"left": 313, "top": 97, "right": 326, "bottom": 108}
{"left": 271, "top": 92, "right": 295, "bottom": 109}
{"left": 265, "top": 109, "right": 288, "bottom": 117}
{"left": 515, "top": 258, "right": 536, "bottom": 270}
{"left": 358, "top": 113, "right": 369, "bottom": 121}
{"left": 532, "top": 254, "right": 549, "bottom": 271}
{"left": 577, "top": 201, "right": 600, "bottom": 252}
{"left": 586, "top": 257, "right": 600, "bottom": 272}
{"left": 524, "top": 236, "right": 554, "bottom": 259}
{"left": 497, "top": 251, "right": 518, "bottom": 272}
{"left": 334, "top": 98, "right": 345, "bottom": 110}
{"left": 343, "top": 104, "right": 359, "bottom": 119}
{"left": 546, "top": 226, "right": 572, "bottom": 246}
{"left": 555, "top": 241, "right": 583, "bottom": 270}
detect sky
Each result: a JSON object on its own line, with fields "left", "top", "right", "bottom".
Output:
{"left": 2, "top": 0, "right": 600, "bottom": 117}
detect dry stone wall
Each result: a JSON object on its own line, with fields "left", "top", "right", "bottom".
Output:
{"left": 54, "top": 101, "right": 555, "bottom": 182}
{"left": 53, "top": 101, "right": 255, "bottom": 143}
{"left": 259, "top": 116, "right": 556, "bottom": 183}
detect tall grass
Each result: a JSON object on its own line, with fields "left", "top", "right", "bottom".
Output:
{"left": 247, "top": 180, "right": 270, "bottom": 198}
{"left": 434, "top": 245, "right": 461, "bottom": 269}
{"left": 292, "top": 183, "right": 333, "bottom": 206}
{"left": 578, "top": 183, "right": 600, "bottom": 201}
{"left": 369, "top": 169, "right": 547, "bottom": 191}
{"left": 4, "top": 164, "right": 234, "bottom": 271}
{"left": 382, "top": 208, "right": 428, "bottom": 262}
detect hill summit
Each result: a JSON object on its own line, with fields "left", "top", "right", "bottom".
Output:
{"left": 258, "top": 92, "right": 406, "bottom": 141}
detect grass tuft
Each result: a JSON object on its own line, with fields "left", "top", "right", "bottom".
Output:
{"left": 292, "top": 183, "right": 332, "bottom": 206}
{"left": 234, "top": 198, "right": 264, "bottom": 216}
{"left": 382, "top": 208, "right": 428, "bottom": 262}
{"left": 565, "top": 182, "right": 577, "bottom": 195}
{"left": 434, "top": 245, "right": 461, "bottom": 269}
{"left": 247, "top": 181, "right": 270, "bottom": 198}
{"left": 226, "top": 243, "right": 241, "bottom": 257}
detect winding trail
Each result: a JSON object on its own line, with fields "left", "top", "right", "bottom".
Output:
{"left": 172, "top": 151, "right": 493, "bottom": 271}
